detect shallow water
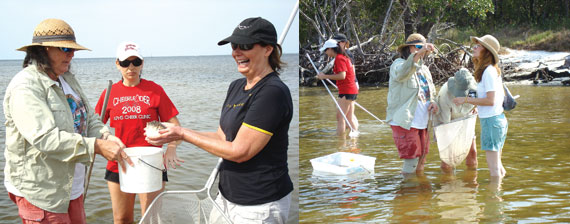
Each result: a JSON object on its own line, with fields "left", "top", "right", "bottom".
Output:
{"left": 0, "top": 54, "right": 299, "bottom": 223}
{"left": 299, "top": 85, "right": 570, "bottom": 223}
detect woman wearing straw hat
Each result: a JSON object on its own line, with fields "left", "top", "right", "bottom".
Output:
{"left": 146, "top": 17, "right": 293, "bottom": 223}
{"left": 317, "top": 38, "right": 360, "bottom": 137}
{"left": 3, "top": 18, "right": 133, "bottom": 223}
{"left": 94, "top": 41, "right": 182, "bottom": 224}
{"left": 453, "top": 35, "right": 507, "bottom": 178}
{"left": 387, "top": 33, "right": 439, "bottom": 174}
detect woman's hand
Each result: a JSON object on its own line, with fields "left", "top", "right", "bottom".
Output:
{"left": 94, "top": 138, "right": 133, "bottom": 173}
{"left": 452, "top": 97, "right": 466, "bottom": 106}
{"left": 317, "top": 72, "right": 326, "bottom": 80}
{"left": 145, "top": 122, "right": 184, "bottom": 146}
{"left": 163, "top": 144, "right": 184, "bottom": 170}
{"left": 428, "top": 102, "right": 439, "bottom": 114}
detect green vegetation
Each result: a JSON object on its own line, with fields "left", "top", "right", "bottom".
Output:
{"left": 440, "top": 27, "right": 570, "bottom": 52}
{"left": 300, "top": 0, "right": 570, "bottom": 52}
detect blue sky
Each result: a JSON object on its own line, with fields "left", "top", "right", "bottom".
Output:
{"left": 0, "top": 0, "right": 299, "bottom": 59}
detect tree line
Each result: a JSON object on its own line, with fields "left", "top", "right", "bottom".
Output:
{"left": 299, "top": 0, "right": 570, "bottom": 86}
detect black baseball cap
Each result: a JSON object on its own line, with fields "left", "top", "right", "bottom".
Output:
{"left": 332, "top": 33, "right": 348, "bottom": 42}
{"left": 218, "top": 17, "right": 278, "bottom": 46}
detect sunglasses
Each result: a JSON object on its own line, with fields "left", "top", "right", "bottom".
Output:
{"left": 231, "top": 43, "right": 256, "bottom": 51}
{"left": 59, "top": 47, "right": 75, "bottom": 53}
{"left": 118, "top": 58, "right": 143, "bottom": 67}
{"left": 415, "top": 45, "right": 423, "bottom": 49}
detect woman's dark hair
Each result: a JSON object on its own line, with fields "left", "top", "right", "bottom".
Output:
{"left": 399, "top": 46, "right": 411, "bottom": 59}
{"left": 260, "top": 43, "right": 286, "bottom": 72}
{"left": 23, "top": 46, "right": 53, "bottom": 75}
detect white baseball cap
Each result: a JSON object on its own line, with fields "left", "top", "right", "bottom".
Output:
{"left": 116, "top": 41, "right": 143, "bottom": 61}
{"left": 319, "top": 39, "right": 338, "bottom": 53}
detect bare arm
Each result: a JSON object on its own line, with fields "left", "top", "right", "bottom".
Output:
{"left": 317, "top": 71, "right": 346, "bottom": 80}
{"left": 163, "top": 116, "right": 184, "bottom": 169}
{"left": 146, "top": 124, "right": 270, "bottom": 163}
{"left": 453, "top": 91, "right": 495, "bottom": 106}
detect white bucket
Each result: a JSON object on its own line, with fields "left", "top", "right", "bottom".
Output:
{"left": 310, "top": 152, "right": 376, "bottom": 175}
{"left": 119, "top": 147, "right": 164, "bottom": 193}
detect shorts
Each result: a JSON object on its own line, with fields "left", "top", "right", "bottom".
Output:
{"left": 391, "top": 125, "right": 429, "bottom": 159}
{"left": 210, "top": 192, "right": 291, "bottom": 224}
{"left": 480, "top": 113, "right": 508, "bottom": 151}
{"left": 338, "top": 94, "right": 357, "bottom": 100}
{"left": 9, "top": 193, "right": 85, "bottom": 224}
{"left": 105, "top": 169, "right": 168, "bottom": 183}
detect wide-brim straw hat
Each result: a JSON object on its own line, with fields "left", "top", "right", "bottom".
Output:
{"left": 448, "top": 68, "right": 477, "bottom": 97}
{"left": 397, "top": 33, "right": 426, "bottom": 52}
{"left": 471, "top": 35, "right": 500, "bottom": 64}
{"left": 17, "top": 18, "right": 90, "bottom": 51}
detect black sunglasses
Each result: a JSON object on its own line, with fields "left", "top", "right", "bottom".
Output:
{"left": 231, "top": 43, "right": 256, "bottom": 51}
{"left": 59, "top": 47, "right": 75, "bottom": 53}
{"left": 118, "top": 58, "right": 143, "bottom": 67}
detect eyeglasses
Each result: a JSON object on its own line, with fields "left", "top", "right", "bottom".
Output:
{"left": 59, "top": 47, "right": 75, "bottom": 53}
{"left": 118, "top": 58, "right": 143, "bottom": 67}
{"left": 231, "top": 43, "right": 256, "bottom": 51}
{"left": 415, "top": 45, "right": 423, "bottom": 49}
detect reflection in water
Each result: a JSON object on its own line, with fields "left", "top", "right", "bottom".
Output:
{"left": 436, "top": 170, "right": 480, "bottom": 222}
{"left": 482, "top": 176, "right": 506, "bottom": 223}
{"left": 390, "top": 174, "right": 434, "bottom": 223}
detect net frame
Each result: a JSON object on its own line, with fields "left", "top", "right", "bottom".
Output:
{"left": 138, "top": 158, "right": 232, "bottom": 224}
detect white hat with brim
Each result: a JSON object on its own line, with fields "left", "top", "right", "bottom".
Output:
{"left": 471, "top": 35, "right": 500, "bottom": 64}
{"left": 116, "top": 41, "right": 143, "bottom": 61}
{"left": 319, "top": 39, "right": 338, "bottom": 53}
{"left": 17, "top": 18, "right": 90, "bottom": 51}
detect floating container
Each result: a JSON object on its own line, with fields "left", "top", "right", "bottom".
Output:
{"left": 310, "top": 152, "right": 375, "bottom": 175}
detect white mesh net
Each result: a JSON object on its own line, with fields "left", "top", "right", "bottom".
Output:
{"left": 138, "top": 159, "right": 231, "bottom": 224}
{"left": 434, "top": 115, "right": 477, "bottom": 167}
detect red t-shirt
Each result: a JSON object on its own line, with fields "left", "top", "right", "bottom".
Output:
{"left": 333, "top": 54, "right": 358, "bottom": 94}
{"left": 95, "top": 79, "right": 179, "bottom": 173}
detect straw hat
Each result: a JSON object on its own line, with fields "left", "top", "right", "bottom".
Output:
{"left": 471, "top": 35, "right": 500, "bottom": 64}
{"left": 17, "top": 18, "right": 90, "bottom": 51}
{"left": 397, "top": 33, "right": 426, "bottom": 52}
{"left": 448, "top": 68, "right": 477, "bottom": 97}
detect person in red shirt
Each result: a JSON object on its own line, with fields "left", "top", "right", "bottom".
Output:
{"left": 317, "top": 39, "right": 359, "bottom": 136}
{"left": 95, "top": 42, "right": 182, "bottom": 224}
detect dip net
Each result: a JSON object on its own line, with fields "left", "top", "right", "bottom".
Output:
{"left": 434, "top": 115, "right": 477, "bottom": 167}
{"left": 138, "top": 158, "right": 231, "bottom": 224}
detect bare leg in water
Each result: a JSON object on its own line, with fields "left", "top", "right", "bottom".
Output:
{"left": 486, "top": 151, "right": 505, "bottom": 177}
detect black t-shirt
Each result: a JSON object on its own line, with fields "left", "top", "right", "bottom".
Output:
{"left": 218, "top": 72, "right": 294, "bottom": 205}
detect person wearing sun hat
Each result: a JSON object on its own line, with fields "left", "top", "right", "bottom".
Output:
{"left": 94, "top": 41, "right": 182, "bottom": 223}
{"left": 453, "top": 34, "right": 507, "bottom": 178}
{"left": 317, "top": 38, "right": 360, "bottom": 137}
{"left": 387, "top": 33, "right": 439, "bottom": 175}
{"left": 3, "top": 18, "right": 133, "bottom": 223}
{"left": 146, "top": 17, "right": 293, "bottom": 223}
{"left": 435, "top": 68, "right": 479, "bottom": 172}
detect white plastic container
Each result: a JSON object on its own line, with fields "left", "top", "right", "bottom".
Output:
{"left": 119, "top": 147, "right": 164, "bottom": 193}
{"left": 310, "top": 152, "right": 376, "bottom": 175}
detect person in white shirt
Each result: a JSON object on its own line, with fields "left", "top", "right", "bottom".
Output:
{"left": 453, "top": 35, "right": 507, "bottom": 178}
